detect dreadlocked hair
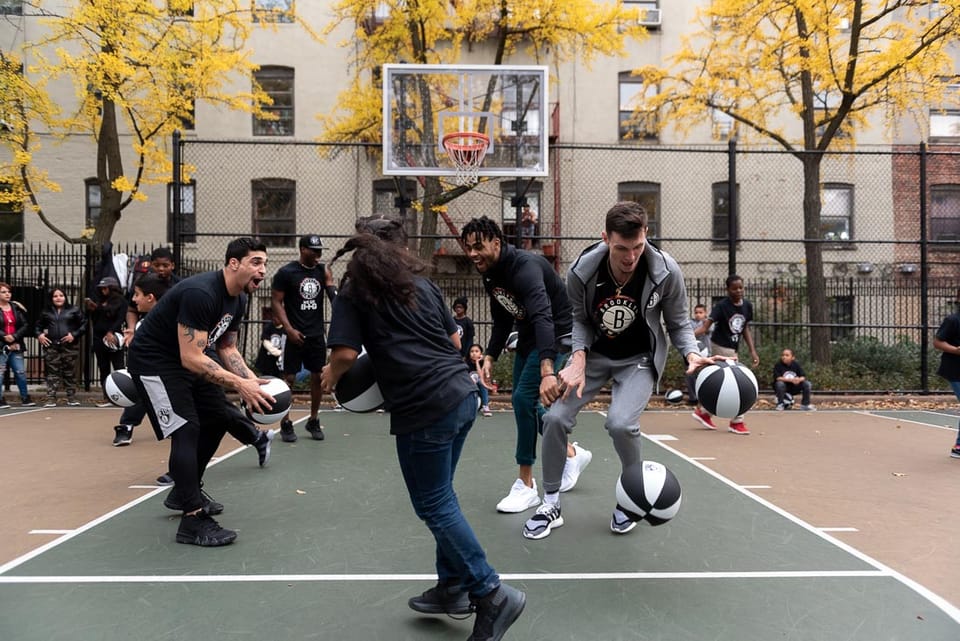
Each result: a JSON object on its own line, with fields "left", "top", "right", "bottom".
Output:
{"left": 331, "top": 234, "right": 428, "bottom": 309}
{"left": 460, "top": 216, "right": 503, "bottom": 244}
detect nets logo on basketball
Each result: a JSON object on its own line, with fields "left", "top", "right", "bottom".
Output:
{"left": 597, "top": 296, "right": 639, "bottom": 337}
{"left": 491, "top": 287, "right": 525, "bottom": 320}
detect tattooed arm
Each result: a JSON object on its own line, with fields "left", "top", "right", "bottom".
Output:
{"left": 178, "top": 323, "right": 271, "bottom": 412}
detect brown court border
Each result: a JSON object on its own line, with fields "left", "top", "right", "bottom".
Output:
{"left": 1, "top": 395, "right": 957, "bottom": 611}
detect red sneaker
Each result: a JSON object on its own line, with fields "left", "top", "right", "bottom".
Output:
{"left": 728, "top": 421, "right": 750, "bottom": 435}
{"left": 691, "top": 408, "right": 717, "bottom": 430}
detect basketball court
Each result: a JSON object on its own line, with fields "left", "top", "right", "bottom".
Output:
{"left": 1, "top": 405, "right": 958, "bottom": 640}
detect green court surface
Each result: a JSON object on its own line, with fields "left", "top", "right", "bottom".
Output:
{"left": 1, "top": 411, "right": 958, "bottom": 640}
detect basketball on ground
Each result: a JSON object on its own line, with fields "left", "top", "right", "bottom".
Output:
{"left": 105, "top": 369, "right": 138, "bottom": 407}
{"left": 335, "top": 351, "right": 384, "bottom": 413}
{"left": 615, "top": 460, "right": 682, "bottom": 526}
{"left": 665, "top": 389, "right": 684, "bottom": 404}
{"left": 246, "top": 377, "right": 292, "bottom": 425}
{"left": 695, "top": 360, "right": 758, "bottom": 418}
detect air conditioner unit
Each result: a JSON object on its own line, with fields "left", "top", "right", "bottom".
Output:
{"left": 639, "top": 8, "right": 662, "bottom": 27}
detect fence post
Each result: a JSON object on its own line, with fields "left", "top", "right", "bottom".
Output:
{"left": 919, "top": 142, "right": 929, "bottom": 392}
{"left": 727, "top": 138, "right": 737, "bottom": 275}
{"left": 172, "top": 130, "right": 183, "bottom": 272}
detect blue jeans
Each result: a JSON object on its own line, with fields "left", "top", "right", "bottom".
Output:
{"left": 511, "top": 349, "right": 569, "bottom": 466}
{"left": 476, "top": 381, "right": 489, "bottom": 406}
{"left": 950, "top": 381, "right": 960, "bottom": 446}
{"left": 0, "top": 349, "right": 29, "bottom": 400}
{"left": 395, "top": 392, "right": 499, "bottom": 598}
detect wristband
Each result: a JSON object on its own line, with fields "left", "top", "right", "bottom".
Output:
{"left": 541, "top": 373, "right": 557, "bottom": 380}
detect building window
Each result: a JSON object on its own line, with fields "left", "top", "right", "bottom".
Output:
{"left": 0, "top": 1, "right": 22, "bottom": 16}
{"left": 619, "top": 72, "right": 658, "bottom": 141}
{"left": 930, "top": 185, "right": 960, "bottom": 242}
{"left": 712, "top": 108, "right": 734, "bottom": 141}
{"left": 0, "top": 182, "right": 24, "bottom": 242}
{"left": 501, "top": 184, "right": 542, "bottom": 248}
{"left": 930, "top": 110, "right": 960, "bottom": 140}
{"left": 168, "top": 181, "right": 196, "bottom": 244}
{"left": 372, "top": 178, "right": 416, "bottom": 217}
{"left": 253, "top": 66, "right": 294, "bottom": 136}
{"left": 252, "top": 178, "right": 295, "bottom": 247}
{"left": 85, "top": 178, "right": 101, "bottom": 228}
{"left": 821, "top": 183, "right": 853, "bottom": 242}
{"left": 625, "top": 1, "right": 661, "bottom": 29}
{"left": 814, "top": 91, "right": 852, "bottom": 139}
{"left": 829, "top": 295, "right": 854, "bottom": 341}
{"left": 712, "top": 182, "right": 740, "bottom": 242}
{"left": 253, "top": 0, "right": 294, "bottom": 23}
{"left": 617, "top": 182, "right": 660, "bottom": 239}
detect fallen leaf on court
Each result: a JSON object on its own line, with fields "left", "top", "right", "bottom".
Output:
{"left": 296, "top": 489, "right": 306, "bottom": 494}
{"left": 891, "top": 472, "right": 907, "bottom": 477}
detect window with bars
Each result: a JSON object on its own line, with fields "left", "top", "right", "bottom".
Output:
{"left": 252, "top": 178, "right": 295, "bottom": 247}
{"left": 253, "top": 67, "right": 294, "bottom": 136}
{"left": 821, "top": 183, "right": 853, "bottom": 242}
{"left": 85, "top": 178, "right": 101, "bottom": 228}
{"left": 930, "top": 184, "right": 960, "bottom": 242}
{"left": 619, "top": 72, "right": 658, "bottom": 141}
{"left": 168, "top": 181, "right": 196, "bottom": 244}
{"left": 0, "top": 1, "right": 22, "bottom": 16}
{"left": 0, "top": 182, "right": 23, "bottom": 242}
{"left": 712, "top": 182, "right": 740, "bottom": 242}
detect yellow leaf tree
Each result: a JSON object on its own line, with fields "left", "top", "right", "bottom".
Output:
{"left": 0, "top": 0, "right": 318, "bottom": 245}
{"left": 320, "top": 0, "right": 648, "bottom": 261}
{"left": 636, "top": 0, "right": 960, "bottom": 364}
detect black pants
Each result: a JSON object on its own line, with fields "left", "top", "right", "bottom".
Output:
{"left": 93, "top": 340, "right": 125, "bottom": 397}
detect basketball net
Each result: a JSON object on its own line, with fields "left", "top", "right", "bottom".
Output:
{"left": 442, "top": 131, "right": 489, "bottom": 186}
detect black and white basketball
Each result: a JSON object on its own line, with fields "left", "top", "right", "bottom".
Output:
{"left": 695, "top": 360, "right": 758, "bottom": 418}
{"left": 615, "top": 460, "right": 682, "bottom": 526}
{"left": 335, "top": 351, "right": 383, "bottom": 413}
{"left": 665, "top": 389, "right": 684, "bottom": 404}
{"left": 246, "top": 377, "right": 292, "bottom": 425}
{"left": 105, "top": 369, "right": 139, "bottom": 408}
{"left": 505, "top": 331, "right": 519, "bottom": 352}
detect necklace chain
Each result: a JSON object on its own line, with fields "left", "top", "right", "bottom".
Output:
{"left": 607, "top": 260, "right": 632, "bottom": 296}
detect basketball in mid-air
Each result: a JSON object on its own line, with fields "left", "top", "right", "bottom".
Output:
{"left": 105, "top": 369, "right": 139, "bottom": 407}
{"left": 246, "top": 377, "right": 292, "bottom": 424}
{"left": 664, "top": 389, "right": 684, "bottom": 404}
{"left": 695, "top": 360, "right": 758, "bottom": 418}
{"left": 335, "top": 351, "right": 384, "bottom": 413}
{"left": 615, "top": 460, "right": 682, "bottom": 526}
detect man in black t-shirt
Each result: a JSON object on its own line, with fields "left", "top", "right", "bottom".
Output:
{"left": 452, "top": 296, "right": 474, "bottom": 361}
{"left": 933, "top": 312, "right": 960, "bottom": 458}
{"left": 128, "top": 238, "right": 275, "bottom": 547}
{"left": 271, "top": 234, "right": 337, "bottom": 442}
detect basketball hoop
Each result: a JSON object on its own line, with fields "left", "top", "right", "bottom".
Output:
{"left": 442, "top": 131, "right": 490, "bottom": 186}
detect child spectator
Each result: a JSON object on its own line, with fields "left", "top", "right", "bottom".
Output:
{"left": 932, "top": 311, "right": 960, "bottom": 458}
{"left": 452, "top": 296, "right": 474, "bottom": 361}
{"left": 468, "top": 343, "right": 496, "bottom": 417}
{"left": 35, "top": 287, "right": 86, "bottom": 407}
{"left": 255, "top": 315, "right": 285, "bottom": 379}
{"left": 684, "top": 303, "right": 711, "bottom": 406}
{"left": 773, "top": 348, "right": 815, "bottom": 411}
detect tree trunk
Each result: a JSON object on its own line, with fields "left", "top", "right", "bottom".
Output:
{"left": 417, "top": 176, "right": 442, "bottom": 262}
{"left": 93, "top": 96, "right": 123, "bottom": 247}
{"left": 802, "top": 154, "right": 831, "bottom": 365}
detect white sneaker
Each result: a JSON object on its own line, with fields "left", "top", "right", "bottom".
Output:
{"left": 496, "top": 479, "right": 540, "bottom": 513}
{"left": 559, "top": 442, "right": 592, "bottom": 492}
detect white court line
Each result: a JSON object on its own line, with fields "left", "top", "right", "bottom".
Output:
{"left": 128, "top": 485, "right": 160, "bottom": 489}
{"left": 635, "top": 417, "right": 960, "bottom": 624}
{"left": 740, "top": 485, "right": 771, "bottom": 489}
{"left": 0, "top": 442, "right": 251, "bottom": 576}
{"left": 854, "top": 409, "right": 956, "bottom": 431}
{"left": 29, "top": 530, "right": 72, "bottom": 535}
{"left": 820, "top": 527, "right": 859, "bottom": 532}
{"left": 690, "top": 456, "right": 716, "bottom": 461}
{"left": 645, "top": 434, "right": 678, "bottom": 441}
{"left": 0, "top": 570, "right": 886, "bottom": 585}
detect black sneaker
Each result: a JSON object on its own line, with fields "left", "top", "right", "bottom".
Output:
{"left": 254, "top": 429, "right": 277, "bottom": 467}
{"left": 0, "top": 398, "right": 10, "bottom": 409}
{"left": 305, "top": 417, "right": 325, "bottom": 441}
{"left": 522, "top": 502, "right": 563, "bottom": 540}
{"left": 468, "top": 583, "right": 526, "bottom": 641}
{"left": 164, "top": 488, "right": 224, "bottom": 515}
{"left": 408, "top": 581, "right": 472, "bottom": 615}
{"left": 112, "top": 424, "right": 133, "bottom": 446}
{"left": 156, "top": 473, "right": 175, "bottom": 486}
{"left": 175, "top": 512, "right": 237, "bottom": 547}
{"left": 279, "top": 418, "right": 297, "bottom": 443}
{"left": 21, "top": 396, "right": 36, "bottom": 407}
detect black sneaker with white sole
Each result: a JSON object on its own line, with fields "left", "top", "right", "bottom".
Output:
{"left": 279, "top": 418, "right": 297, "bottom": 443}
{"left": 254, "top": 429, "right": 276, "bottom": 467}
{"left": 112, "top": 424, "right": 133, "bottom": 446}
{"left": 522, "top": 502, "right": 564, "bottom": 540}
{"left": 175, "top": 512, "right": 237, "bottom": 547}
{"left": 156, "top": 473, "right": 175, "bottom": 486}
{"left": 407, "top": 581, "right": 472, "bottom": 615}
{"left": 468, "top": 583, "right": 526, "bottom": 641}
{"left": 164, "top": 488, "right": 224, "bottom": 515}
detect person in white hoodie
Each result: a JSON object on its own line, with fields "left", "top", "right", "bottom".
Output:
{"left": 523, "top": 201, "right": 713, "bottom": 540}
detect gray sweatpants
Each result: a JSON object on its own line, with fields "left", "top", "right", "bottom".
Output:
{"left": 540, "top": 352, "right": 655, "bottom": 494}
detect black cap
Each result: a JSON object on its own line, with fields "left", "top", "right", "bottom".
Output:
{"left": 96, "top": 276, "right": 120, "bottom": 288}
{"left": 299, "top": 234, "right": 325, "bottom": 251}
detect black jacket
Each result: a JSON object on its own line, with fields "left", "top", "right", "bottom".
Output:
{"left": 36, "top": 306, "right": 86, "bottom": 343}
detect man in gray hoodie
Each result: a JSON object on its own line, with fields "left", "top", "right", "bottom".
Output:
{"left": 523, "top": 201, "right": 713, "bottom": 540}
